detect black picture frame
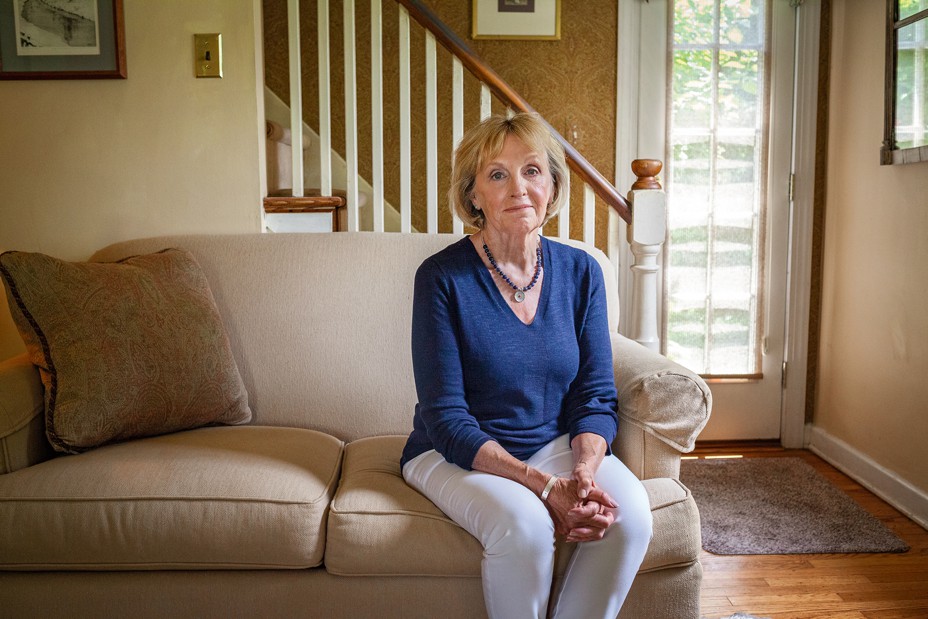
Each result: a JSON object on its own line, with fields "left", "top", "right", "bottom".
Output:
{"left": 0, "top": 0, "right": 126, "bottom": 80}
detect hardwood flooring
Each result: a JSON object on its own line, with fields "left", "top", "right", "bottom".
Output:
{"left": 688, "top": 444, "right": 928, "bottom": 619}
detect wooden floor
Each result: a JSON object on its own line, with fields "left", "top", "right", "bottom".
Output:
{"left": 689, "top": 444, "right": 928, "bottom": 619}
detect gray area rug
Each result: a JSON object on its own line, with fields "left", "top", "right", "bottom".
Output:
{"left": 680, "top": 457, "right": 910, "bottom": 555}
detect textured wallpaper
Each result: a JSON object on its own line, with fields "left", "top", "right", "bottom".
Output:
{"left": 263, "top": 0, "right": 620, "bottom": 250}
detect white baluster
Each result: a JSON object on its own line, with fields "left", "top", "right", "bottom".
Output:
{"left": 480, "top": 84, "right": 492, "bottom": 120}
{"left": 627, "top": 160, "right": 667, "bottom": 352}
{"left": 371, "top": 0, "right": 384, "bottom": 232}
{"left": 452, "top": 57, "right": 464, "bottom": 235}
{"left": 399, "top": 6, "right": 411, "bottom": 233}
{"left": 343, "top": 0, "right": 359, "bottom": 231}
{"left": 287, "top": 0, "right": 304, "bottom": 197}
{"left": 583, "top": 184, "right": 595, "bottom": 245}
{"left": 317, "top": 0, "right": 332, "bottom": 196}
{"left": 426, "top": 32, "right": 438, "bottom": 234}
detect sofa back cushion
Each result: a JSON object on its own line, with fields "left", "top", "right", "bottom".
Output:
{"left": 91, "top": 233, "right": 619, "bottom": 441}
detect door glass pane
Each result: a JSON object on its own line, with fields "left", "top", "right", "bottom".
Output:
{"left": 899, "top": 0, "right": 928, "bottom": 21}
{"left": 674, "top": 0, "right": 716, "bottom": 44}
{"left": 720, "top": 0, "right": 764, "bottom": 45}
{"left": 664, "top": 0, "right": 768, "bottom": 375}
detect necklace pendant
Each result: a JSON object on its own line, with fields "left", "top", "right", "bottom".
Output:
{"left": 513, "top": 290, "right": 526, "bottom": 303}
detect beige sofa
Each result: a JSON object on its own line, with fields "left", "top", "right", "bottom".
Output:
{"left": 0, "top": 232, "right": 710, "bottom": 618}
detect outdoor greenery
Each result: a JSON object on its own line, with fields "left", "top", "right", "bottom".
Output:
{"left": 665, "top": 0, "right": 765, "bottom": 375}
{"left": 900, "top": 0, "right": 928, "bottom": 21}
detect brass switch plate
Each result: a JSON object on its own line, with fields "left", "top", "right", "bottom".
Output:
{"left": 195, "top": 33, "right": 222, "bottom": 78}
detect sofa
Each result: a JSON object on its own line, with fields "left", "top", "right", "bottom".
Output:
{"left": 0, "top": 232, "right": 711, "bottom": 618}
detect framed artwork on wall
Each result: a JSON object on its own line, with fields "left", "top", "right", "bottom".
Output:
{"left": 0, "top": 0, "right": 126, "bottom": 80}
{"left": 472, "top": 0, "right": 561, "bottom": 41}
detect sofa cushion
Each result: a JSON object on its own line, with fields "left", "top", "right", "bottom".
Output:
{"left": 634, "top": 478, "right": 700, "bottom": 572}
{"left": 89, "top": 234, "right": 620, "bottom": 442}
{"left": 326, "top": 436, "right": 700, "bottom": 577}
{"left": 326, "top": 435, "right": 483, "bottom": 577}
{"left": 0, "top": 249, "right": 252, "bottom": 454}
{"left": 0, "top": 426, "right": 343, "bottom": 570}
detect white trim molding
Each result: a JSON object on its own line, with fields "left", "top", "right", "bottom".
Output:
{"left": 615, "top": 0, "right": 668, "bottom": 339}
{"left": 781, "top": 0, "right": 821, "bottom": 448}
{"left": 614, "top": 0, "right": 640, "bottom": 336}
{"left": 808, "top": 425, "right": 928, "bottom": 531}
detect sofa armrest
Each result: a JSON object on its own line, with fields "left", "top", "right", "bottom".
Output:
{"left": 0, "top": 354, "right": 52, "bottom": 474}
{"left": 610, "top": 333, "right": 711, "bottom": 480}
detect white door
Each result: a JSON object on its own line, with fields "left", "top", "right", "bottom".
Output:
{"left": 620, "top": 0, "right": 814, "bottom": 440}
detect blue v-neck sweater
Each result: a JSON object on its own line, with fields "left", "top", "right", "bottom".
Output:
{"left": 401, "top": 236, "right": 618, "bottom": 470}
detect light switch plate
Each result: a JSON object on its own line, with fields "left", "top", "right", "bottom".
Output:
{"left": 194, "top": 33, "right": 222, "bottom": 78}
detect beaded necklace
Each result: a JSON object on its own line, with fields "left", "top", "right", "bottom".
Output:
{"left": 482, "top": 241, "right": 543, "bottom": 303}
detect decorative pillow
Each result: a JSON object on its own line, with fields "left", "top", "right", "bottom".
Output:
{"left": 0, "top": 248, "right": 252, "bottom": 453}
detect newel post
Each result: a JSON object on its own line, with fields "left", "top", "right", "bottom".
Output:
{"left": 627, "top": 160, "right": 667, "bottom": 352}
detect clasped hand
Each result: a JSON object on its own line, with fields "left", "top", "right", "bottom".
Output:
{"left": 543, "top": 464, "right": 618, "bottom": 543}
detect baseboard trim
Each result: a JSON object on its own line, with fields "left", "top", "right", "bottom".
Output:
{"left": 808, "top": 425, "right": 928, "bottom": 531}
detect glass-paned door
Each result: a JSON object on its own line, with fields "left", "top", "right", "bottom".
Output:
{"left": 634, "top": 0, "right": 798, "bottom": 439}
{"left": 665, "top": 0, "right": 767, "bottom": 377}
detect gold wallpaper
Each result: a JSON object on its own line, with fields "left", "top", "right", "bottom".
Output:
{"left": 263, "top": 0, "right": 620, "bottom": 250}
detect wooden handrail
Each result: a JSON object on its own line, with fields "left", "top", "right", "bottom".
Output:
{"left": 395, "top": 0, "right": 632, "bottom": 224}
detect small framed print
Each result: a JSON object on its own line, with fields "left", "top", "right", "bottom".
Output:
{"left": 0, "top": 0, "right": 126, "bottom": 79}
{"left": 472, "top": 0, "right": 561, "bottom": 41}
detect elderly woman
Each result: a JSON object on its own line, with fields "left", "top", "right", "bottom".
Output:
{"left": 401, "top": 113, "right": 652, "bottom": 619}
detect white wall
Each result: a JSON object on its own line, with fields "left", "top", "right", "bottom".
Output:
{"left": 0, "top": 0, "right": 265, "bottom": 359}
{"left": 815, "top": 0, "right": 928, "bottom": 499}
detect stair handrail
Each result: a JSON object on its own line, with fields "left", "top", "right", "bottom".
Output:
{"left": 395, "top": 0, "right": 632, "bottom": 224}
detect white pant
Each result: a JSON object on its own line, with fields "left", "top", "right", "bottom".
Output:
{"left": 402, "top": 434, "right": 653, "bottom": 619}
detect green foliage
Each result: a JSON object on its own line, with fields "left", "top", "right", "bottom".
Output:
{"left": 898, "top": 0, "right": 928, "bottom": 21}
{"left": 666, "top": 0, "right": 767, "bottom": 374}
{"left": 668, "top": 306, "right": 751, "bottom": 349}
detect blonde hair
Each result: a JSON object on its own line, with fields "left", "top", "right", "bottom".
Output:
{"left": 450, "top": 112, "right": 568, "bottom": 229}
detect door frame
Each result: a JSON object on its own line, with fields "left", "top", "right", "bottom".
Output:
{"left": 614, "top": 0, "right": 821, "bottom": 448}
{"left": 780, "top": 0, "right": 821, "bottom": 448}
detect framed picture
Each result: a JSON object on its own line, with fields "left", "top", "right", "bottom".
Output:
{"left": 472, "top": 0, "right": 561, "bottom": 41}
{"left": 0, "top": 0, "right": 126, "bottom": 79}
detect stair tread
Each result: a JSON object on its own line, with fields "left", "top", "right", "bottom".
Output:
{"left": 264, "top": 193, "right": 347, "bottom": 213}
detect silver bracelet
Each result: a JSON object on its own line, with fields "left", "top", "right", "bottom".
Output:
{"left": 540, "top": 474, "right": 558, "bottom": 502}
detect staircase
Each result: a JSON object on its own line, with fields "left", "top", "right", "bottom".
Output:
{"left": 262, "top": 0, "right": 667, "bottom": 350}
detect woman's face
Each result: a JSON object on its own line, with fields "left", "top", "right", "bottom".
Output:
{"left": 471, "top": 135, "right": 553, "bottom": 238}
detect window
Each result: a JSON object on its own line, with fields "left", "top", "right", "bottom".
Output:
{"left": 883, "top": 0, "right": 928, "bottom": 164}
